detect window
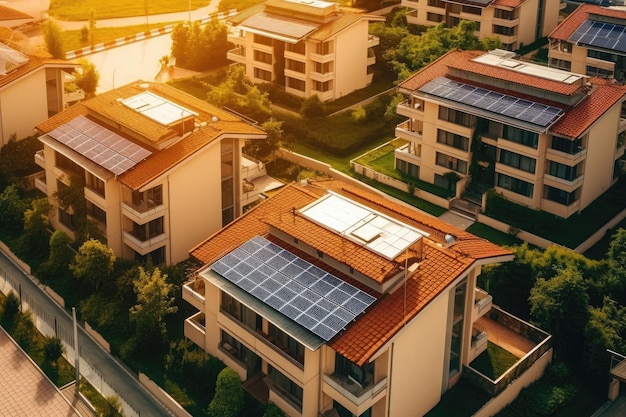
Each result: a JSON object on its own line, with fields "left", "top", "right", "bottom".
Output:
{"left": 335, "top": 353, "right": 374, "bottom": 388}
{"left": 253, "top": 67, "right": 272, "bottom": 82}
{"left": 85, "top": 172, "right": 105, "bottom": 197}
{"left": 314, "top": 61, "right": 332, "bottom": 74}
{"left": 221, "top": 293, "right": 262, "bottom": 331}
{"left": 253, "top": 34, "right": 273, "bottom": 46}
{"left": 437, "top": 129, "right": 469, "bottom": 151}
{"left": 286, "top": 77, "right": 306, "bottom": 92}
{"left": 497, "top": 173, "right": 533, "bottom": 197}
{"left": 135, "top": 246, "right": 165, "bottom": 265}
{"left": 313, "top": 80, "right": 332, "bottom": 92}
{"left": 438, "top": 106, "right": 473, "bottom": 127}
{"left": 286, "top": 41, "right": 305, "bottom": 54}
{"left": 86, "top": 201, "right": 106, "bottom": 225}
{"left": 286, "top": 59, "right": 305, "bottom": 73}
{"left": 499, "top": 149, "right": 536, "bottom": 173}
{"left": 588, "top": 49, "right": 616, "bottom": 62}
{"left": 58, "top": 207, "right": 75, "bottom": 230}
{"left": 544, "top": 186, "right": 579, "bottom": 206}
{"left": 586, "top": 65, "right": 613, "bottom": 78}
{"left": 550, "top": 58, "right": 572, "bottom": 71}
{"left": 434, "top": 173, "right": 456, "bottom": 192}
{"left": 494, "top": 8, "right": 516, "bottom": 20}
{"left": 396, "top": 159, "right": 420, "bottom": 178}
{"left": 55, "top": 152, "right": 84, "bottom": 176}
{"left": 427, "top": 12, "right": 444, "bottom": 22}
{"left": 502, "top": 126, "right": 538, "bottom": 148}
{"left": 462, "top": 5, "right": 481, "bottom": 15}
{"left": 427, "top": 0, "right": 444, "bottom": 7}
{"left": 436, "top": 152, "right": 467, "bottom": 174}
{"left": 493, "top": 25, "right": 515, "bottom": 36}
{"left": 132, "top": 217, "right": 164, "bottom": 241}
{"left": 268, "top": 365, "right": 303, "bottom": 412}
{"left": 551, "top": 136, "right": 582, "bottom": 154}
{"left": 253, "top": 50, "right": 272, "bottom": 64}
{"left": 268, "top": 323, "right": 305, "bottom": 365}
{"left": 548, "top": 161, "right": 580, "bottom": 181}
{"left": 221, "top": 330, "right": 252, "bottom": 364}
{"left": 316, "top": 41, "right": 332, "bottom": 55}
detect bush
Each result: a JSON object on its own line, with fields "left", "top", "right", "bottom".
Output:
{"left": 2, "top": 291, "right": 20, "bottom": 324}
{"left": 300, "top": 95, "right": 325, "bottom": 118}
{"left": 263, "top": 402, "right": 286, "bottom": 417}
{"left": 43, "top": 336, "right": 65, "bottom": 364}
{"left": 165, "top": 339, "right": 225, "bottom": 399}
{"left": 13, "top": 311, "right": 37, "bottom": 352}
{"left": 207, "top": 367, "right": 244, "bottom": 417}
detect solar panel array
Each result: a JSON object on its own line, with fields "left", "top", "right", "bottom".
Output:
{"left": 211, "top": 236, "right": 377, "bottom": 341}
{"left": 122, "top": 91, "right": 198, "bottom": 126}
{"left": 48, "top": 115, "right": 152, "bottom": 175}
{"left": 569, "top": 19, "right": 626, "bottom": 53}
{"left": 419, "top": 77, "right": 564, "bottom": 128}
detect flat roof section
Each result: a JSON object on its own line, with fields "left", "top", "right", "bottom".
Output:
{"left": 239, "top": 12, "right": 319, "bottom": 43}
{"left": 122, "top": 91, "right": 198, "bottom": 126}
{"left": 570, "top": 19, "right": 626, "bottom": 53}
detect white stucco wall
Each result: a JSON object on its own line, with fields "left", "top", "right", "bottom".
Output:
{"left": 1, "top": 69, "right": 48, "bottom": 144}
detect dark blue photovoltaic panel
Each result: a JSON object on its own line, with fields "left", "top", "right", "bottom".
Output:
{"left": 419, "top": 77, "right": 564, "bottom": 128}
{"left": 569, "top": 19, "right": 626, "bottom": 54}
{"left": 211, "top": 236, "right": 377, "bottom": 341}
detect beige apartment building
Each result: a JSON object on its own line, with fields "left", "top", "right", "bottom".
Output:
{"left": 34, "top": 81, "right": 268, "bottom": 265}
{"left": 183, "top": 179, "right": 552, "bottom": 417}
{"left": 226, "top": 0, "right": 384, "bottom": 101}
{"left": 549, "top": 4, "right": 626, "bottom": 80}
{"left": 0, "top": 27, "right": 82, "bottom": 145}
{"left": 393, "top": 49, "right": 626, "bottom": 219}
{"left": 402, "top": 0, "right": 560, "bottom": 51}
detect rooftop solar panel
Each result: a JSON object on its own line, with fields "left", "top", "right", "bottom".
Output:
{"left": 419, "top": 77, "right": 564, "bottom": 128}
{"left": 570, "top": 19, "right": 626, "bottom": 54}
{"left": 211, "top": 236, "right": 377, "bottom": 341}
{"left": 48, "top": 115, "right": 151, "bottom": 176}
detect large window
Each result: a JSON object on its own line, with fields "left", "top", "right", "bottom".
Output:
{"left": 313, "top": 80, "right": 332, "bottom": 92}
{"left": 438, "top": 106, "right": 473, "bottom": 127}
{"left": 334, "top": 353, "right": 374, "bottom": 388}
{"left": 268, "top": 365, "right": 303, "bottom": 412}
{"left": 396, "top": 159, "right": 419, "bottom": 178}
{"left": 85, "top": 172, "right": 105, "bottom": 197}
{"left": 268, "top": 323, "right": 304, "bottom": 365}
{"left": 462, "top": 5, "right": 481, "bottom": 15}
{"left": 221, "top": 330, "right": 252, "bottom": 364}
{"left": 221, "top": 293, "right": 262, "bottom": 331}
{"left": 253, "top": 50, "right": 272, "bottom": 64}
{"left": 253, "top": 34, "right": 273, "bottom": 46}
{"left": 436, "top": 152, "right": 467, "bottom": 174}
{"left": 316, "top": 41, "right": 333, "bottom": 55}
{"left": 544, "top": 186, "right": 579, "bottom": 206}
{"left": 55, "top": 152, "right": 84, "bottom": 176}
{"left": 58, "top": 207, "right": 75, "bottom": 230}
{"left": 493, "top": 25, "right": 515, "bottom": 36}
{"left": 86, "top": 201, "right": 106, "bottom": 225}
{"left": 286, "top": 59, "right": 305, "bottom": 73}
{"left": 587, "top": 66, "right": 613, "bottom": 77}
{"left": 550, "top": 58, "right": 572, "bottom": 71}
{"left": 494, "top": 8, "right": 516, "bottom": 20}
{"left": 497, "top": 173, "right": 533, "bottom": 197}
{"left": 437, "top": 129, "right": 469, "bottom": 151}
{"left": 427, "top": 0, "right": 444, "bottom": 7}
{"left": 502, "top": 126, "right": 538, "bottom": 148}
{"left": 132, "top": 217, "right": 163, "bottom": 241}
{"left": 253, "top": 67, "right": 272, "bottom": 82}
{"left": 551, "top": 136, "right": 582, "bottom": 154}
{"left": 286, "top": 41, "right": 305, "bottom": 54}
{"left": 588, "top": 49, "right": 616, "bottom": 62}
{"left": 548, "top": 161, "right": 580, "bottom": 181}
{"left": 314, "top": 61, "right": 332, "bottom": 74}
{"left": 286, "top": 77, "right": 306, "bottom": 92}
{"left": 427, "top": 12, "right": 444, "bottom": 22}
{"left": 499, "top": 150, "right": 536, "bottom": 173}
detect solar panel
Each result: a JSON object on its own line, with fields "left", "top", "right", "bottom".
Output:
{"left": 48, "top": 115, "right": 151, "bottom": 176}
{"left": 569, "top": 19, "right": 626, "bottom": 54}
{"left": 211, "top": 236, "right": 377, "bottom": 341}
{"left": 419, "top": 77, "right": 564, "bottom": 128}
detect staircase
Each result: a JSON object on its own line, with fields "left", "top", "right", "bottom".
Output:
{"left": 450, "top": 182, "right": 490, "bottom": 220}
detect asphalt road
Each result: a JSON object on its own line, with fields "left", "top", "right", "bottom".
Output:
{"left": 0, "top": 249, "right": 173, "bottom": 417}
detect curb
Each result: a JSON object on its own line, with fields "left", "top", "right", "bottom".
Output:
{"left": 65, "top": 9, "right": 237, "bottom": 60}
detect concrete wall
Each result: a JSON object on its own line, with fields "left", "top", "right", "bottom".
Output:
{"left": 139, "top": 373, "right": 193, "bottom": 417}
{"left": 1, "top": 69, "right": 47, "bottom": 144}
{"left": 334, "top": 20, "right": 371, "bottom": 99}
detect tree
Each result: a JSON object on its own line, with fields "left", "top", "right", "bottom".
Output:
{"left": 70, "top": 239, "right": 116, "bottom": 292}
{"left": 74, "top": 59, "right": 100, "bottom": 98}
{"left": 37, "top": 230, "right": 74, "bottom": 282}
{"left": 20, "top": 197, "right": 50, "bottom": 258}
{"left": 43, "top": 19, "right": 65, "bottom": 59}
{"left": 207, "top": 367, "right": 244, "bottom": 417}
{"left": 529, "top": 266, "right": 590, "bottom": 362}
{"left": 300, "top": 94, "right": 325, "bottom": 118}
{"left": 170, "top": 23, "right": 189, "bottom": 67}
{"left": 88, "top": 8, "right": 96, "bottom": 46}
{"left": 43, "top": 336, "right": 65, "bottom": 365}
{"left": 1, "top": 291, "right": 20, "bottom": 324}
{"left": 263, "top": 402, "right": 286, "bottom": 417}
{"left": 0, "top": 184, "right": 27, "bottom": 236}
{"left": 129, "top": 267, "right": 178, "bottom": 347}
{"left": 608, "top": 228, "right": 626, "bottom": 271}
{"left": 584, "top": 297, "right": 626, "bottom": 381}
{"left": 100, "top": 395, "right": 126, "bottom": 417}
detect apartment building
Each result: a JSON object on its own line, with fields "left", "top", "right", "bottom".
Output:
{"left": 183, "top": 179, "right": 552, "bottom": 417}
{"left": 548, "top": 4, "right": 626, "bottom": 80}
{"left": 393, "top": 49, "right": 626, "bottom": 219}
{"left": 402, "top": 0, "right": 560, "bottom": 51}
{"left": 0, "top": 27, "right": 82, "bottom": 145}
{"left": 34, "top": 81, "right": 267, "bottom": 265}
{"left": 226, "top": 0, "right": 384, "bottom": 101}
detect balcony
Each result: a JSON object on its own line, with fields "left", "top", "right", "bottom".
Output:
{"left": 540, "top": 197, "right": 580, "bottom": 218}
{"left": 403, "top": 7, "right": 419, "bottom": 25}
{"left": 492, "top": 17, "right": 519, "bottom": 28}
{"left": 122, "top": 230, "right": 166, "bottom": 255}
{"left": 121, "top": 198, "right": 165, "bottom": 222}
{"left": 543, "top": 173, "right": 584, "bottom": 193}
{"left": 33, "top": 172, "right": 47, "bottom": 194}
{"left": 367, "top": 34, "right": 379, "bottom": 48}
{"left": 322, "top": 373, "right": 387, "bottom": 414}
{"left": 183, "top": 278, "right": 205, "bottom": 311}
{"left": 395, "top": 120, "right": 423, "bottom": 142}
{"left": 395, "top": 143, "right": 421, "bottom": 165}
{"left": 396, "top": 100, "right": 424, "bottom": 119}
{"left": 184, "top": 312, "right": 206, "bottom": 350}
{"left": 35, "top": 149, "right": 45, "bottom": 168}
{"left": 64, "top": 89, "right": 85, "bottom": 104}
{"left": 311, "top": 70, "right": 334, "bottom": 82}
{"left": 473, "top": 288, "right": 492, "bottom": 322}
{"left": 546, "top": 147, "right": 586, "bottom": 165}
{"left": 227, "top": 46, "right": 246, "bottom": 63}
{"left": 469, "top": 324, "right": 488, "bottom": 362}
{"left": 367, "top": 53, "right": 376, "bottom": 66}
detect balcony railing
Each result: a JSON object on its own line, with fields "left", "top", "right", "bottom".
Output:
{"left": 395, "top": 120, "right": 423, "bottom": 142}
{"left": 367, "top": 34, "right": 379, "bottom": 48}
{"left": 183, "top": 279, "right": 205, "bottom": 310}
{"left": 473, "top": 288, "right": 492, "bottom": 321}
{"left": 323, "top": 373, "right": 387, "bottom": 407}
{"left": 227, "top": 46, "right": 246, "bottom": 62}
{"left": 35, "top": 150, "right": 45, "bottom": 168}
{"left": 396, "top": 100, "right": 424, "bottom": 119}
{"left": 122, "top": 231, "right": 166, "bottom": 254}
{"left": 184, "top": 312, "right": 206, "bottom": 350}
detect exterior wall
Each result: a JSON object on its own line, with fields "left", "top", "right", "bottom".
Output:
{"left": 166, "top": 139, "right": 227, "bottom": 264}
{"left": 388, "top": 286, "right": 450, "bottom": 417}
{"left": 0, "top": 69, "right": 48, "bottom": 144}
{"left": 334, "top": 20, "right": 370, "bottom": 99}
{"left": 517, "top": 0, "right": 538, "bottom": 48}
{"left": 97, "top": 178, "right": 122, "bottom": 256}
{"left": 541, "top": 0, "right": 560, "bottom": 39}
{"left": 569, "top": 45, "right": 589, "bottom": 75}
{"left": 579, "top": 102, "right": 621, "bottom": 210}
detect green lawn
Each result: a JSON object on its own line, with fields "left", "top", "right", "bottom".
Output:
{"left": 470, "top": 342, "right": 520, "bottom": 380}
{"left": 584, "top": 219, "right": 626, "bottom": 260}
{"left": 466, "top": 223, "right": 523, "bottom": 247}
{"left": 425, "top": 377, "right": 491, "bottom": 417}
{"left": 61, "top": 23, "right": 177, "bottom": 52}
{"left": 50, "top": 0, "right": 211, "bottom": 20}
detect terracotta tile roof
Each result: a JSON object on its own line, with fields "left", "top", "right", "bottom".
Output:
{"left": 492, "top": 0, "right": 525, "bottom": 8}
{"left": 0, "top": 4, "right": 33, "bottom": 21}
{"left": 549, "top": 4, "right": 626, "bottom": 41}
{"left": 550, "top": 80, "right": 626, "bottom": 138}
{"left": 310, "top": 13, "right": 384, "bottom": 42}
{"left": 189, "top": 179, "right": 512, "bottom": 365}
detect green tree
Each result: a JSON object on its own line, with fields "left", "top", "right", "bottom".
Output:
{"left": 300, "top": 94, "right": 325, "bottom": 118}
{"left": 70, "top": 239, "right": 115, "bottom": 292}
{"left": 263, "top": 402, "right": 286, "bottom": 417}
{"left": 0, "top": 184, "right": 27, "bottom": 236}
{"left": 129, "top": 267, "right": 178, "bottom": 347}
{"left": 74, "top": 59, "right": 100, "bottom": 98}
{"left": 43, "top": 336, "right": 65, "bottom": 365}
{"left": 207, "top": 367, "right": 244, "bottom": 417}
{"left": 584, "top": 297, "right": 626, "bottom": 381}
{"left": 170, "top": 23, "right": 189, "bottom": 67}
{"left": 100, "top": 395, "right": 126, "bottom": 417}
{"left": 20, "top": 198, "right": 50, "bottom": 259}
{"left": 88, "top": 8, "right": 96, "bottom": 46}
{"left": 1, "top": 291, "right": 20, "bottom": 325}
{"left": 43, "top": 19, "right": 65, "bottom": 59}
{"left": 607, "top": 228, "right": 626, "bottom": 271}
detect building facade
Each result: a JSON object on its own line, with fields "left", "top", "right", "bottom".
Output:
{"left": 394, "top": 49, "right": 626, "bottom": 218}
{"left": 548, "top": 4, "right": 626, "bottom": 80}
{"left": 402, "top": 0, "right": 560, "bottom": 51}
{"left": 0, "top": 27, "right": 82, "bottom": 145}
{"left": 34, "top": 82, "right": 267, "bottom": 265}
{"left": 226, "top": 0, "right": 383, "bottom": 101}
{"left": 183, "top": 179, "right": 552, "bottom": 417}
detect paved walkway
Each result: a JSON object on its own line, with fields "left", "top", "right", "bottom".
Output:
{"left": 438, "top": 211, "right": 475, "bottom": 230}
{"left": 476, "top": 316, "right": 536, "bottom": 358}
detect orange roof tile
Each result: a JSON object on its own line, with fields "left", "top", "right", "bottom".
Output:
{"left": 190, "top": 179, "right": 513, "bottom": 365}
{"left": 549, "top": 4, "right": 626, "bottom": 41}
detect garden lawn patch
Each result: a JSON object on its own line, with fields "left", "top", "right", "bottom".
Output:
{"left": 466, "top": 223, "right": 523, "bottom": 247}
{"left": 425, "top": 377, "right": 490, "bottom": 417}
{"left": 470, "top": 341, "right": 520, "bottom": 380}
{"left": 50, "top": 0, "right": 211, "bottom": 20}
{"left": 61, "top": 23, "right": 177, "bottom": 52}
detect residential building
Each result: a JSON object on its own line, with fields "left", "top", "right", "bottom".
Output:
{"left": 393, "top": 49, "right": 626, "bottom": 219}
{"left": 226, "top": 0, "right": 384, "bottom": 101}
{"left": 34, "top": 81, "right": 268, "bottom": 265}
{"left": 0, "top": 27, "right": 83, "bottom": 145}
{"left": 548, "top": 4, "right": 626, "bottom": 80}
{"left": 183, "top": 179, "right": 552, "bottom": 417}
{"left": 402, "top": 0, "right": 560, "bottom": 51}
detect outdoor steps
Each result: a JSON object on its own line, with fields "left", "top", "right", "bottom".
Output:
{"left": 451, "top": 198, "right": 482, "bottom": 220}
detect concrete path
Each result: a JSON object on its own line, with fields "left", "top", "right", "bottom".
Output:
{"left": 438, "top": 210, "right": 475, "bottom": 230}
{"left": 0, "top": 249, "right": 173, "bottom": 417}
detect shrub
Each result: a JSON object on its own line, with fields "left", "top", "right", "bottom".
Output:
{"left": 300, "top": 95, "right": 325, "bottom": 118}
{"left": 2, "top": 291, "right": 20, "bottom": 324}
{"left": 263, "top": 402, "right": 286, "bottom": 417}
{"left": 207, "top": 367, "right": 244, "bottom": 417}
{"left": 43, "top": 336, "right": 65, "bottom": 364}
{"left": 13, "top": 311, "right": 36, "bottom": 352}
